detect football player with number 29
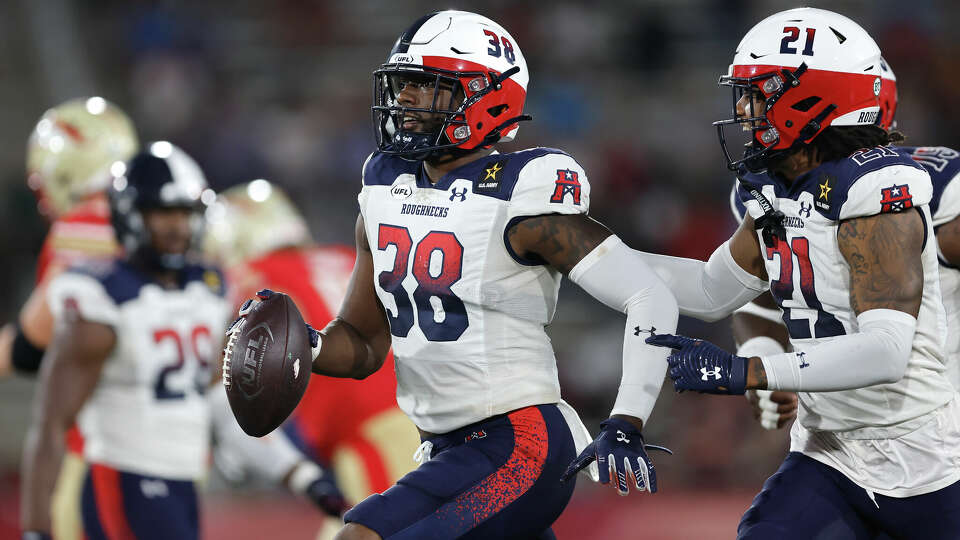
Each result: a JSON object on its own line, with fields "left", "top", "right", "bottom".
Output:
{"left": 232, "top": 10, "right": 678, "bottom": 540}
{"left": 21, "top": 144, "right": 343, "bottom": 540}
{"left": 642, "top": 8, "right": 960, "bottom": 539}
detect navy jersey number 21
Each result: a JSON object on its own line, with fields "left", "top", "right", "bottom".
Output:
{"left": 377, "top": 224, "right": 469, "bottom": 341}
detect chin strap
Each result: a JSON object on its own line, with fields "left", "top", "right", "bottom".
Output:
{"left": 479, "top": 114, "right": 533, "bottom": 147}
{"left": 738, "top": 173, "right": 786, "bottom": 248}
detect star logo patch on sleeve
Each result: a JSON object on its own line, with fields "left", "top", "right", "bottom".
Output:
{"left": 475, "top": 160, "right": 506, "bottom": 192}
{"left": 879, "top": 184, "right": 913, "bottom": 213}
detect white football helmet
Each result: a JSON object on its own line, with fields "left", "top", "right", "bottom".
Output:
{"left": 714, "top": 8, "right": 883, "bottom": 171}
{"left": 27, "top": 97, "right": 139, "bottom": 218}
{"left": 204, "top": 180, "right": 312, "bottom": 268}
{"left": 878, "top": 57, "right": 898, "bottom": 130}
{"left": 372, "top": 10, "right": 530, "bottom": 161}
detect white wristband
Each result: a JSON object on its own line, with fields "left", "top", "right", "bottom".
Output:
{"left": 736, "top": 336, "right": 786, "bottom": 358}
{"left": 311, "top": 332, "right": 323, "bottom": 361}
{"left": 288, "top": 461, "right": 323, "bottom": 494}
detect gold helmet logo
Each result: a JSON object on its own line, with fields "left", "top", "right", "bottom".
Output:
{"left": 26, "top": 97, "right": 139, "bottom": 219}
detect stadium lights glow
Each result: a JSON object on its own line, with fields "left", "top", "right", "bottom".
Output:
{"left": 248, "top": 179, "right": 272, "bottom": 202}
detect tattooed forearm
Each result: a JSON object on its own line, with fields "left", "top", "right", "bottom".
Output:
{"left": 837, "top": 209, "right": 924, "bottom": 316}
{"left": 506, "top": 214, "right": 612, "bottom": 274}
{"left": 746, "top": 356, "right": 768, "bottom": 390}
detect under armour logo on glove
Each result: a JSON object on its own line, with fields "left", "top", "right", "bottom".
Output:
{"left": 561, "top": 418, "right": 671, "bottom": 495}
{"left": 647, "top": 333, "right": 748, "bottom": 395}
{"left": 700, "top": 367, "right": 722, "bottom": 381}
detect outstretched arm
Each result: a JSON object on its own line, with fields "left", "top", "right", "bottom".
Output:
{"left": 310, "top": 213, "right": 392, "bottom": 379}
{"left": 638, "top": 215, "right": 769, "bottom": 321}
{"left": 508, "top": 214, "right": 677, "bottom": 494}
{"left": 21, "top": 316, "right": 115, "bottom": 534}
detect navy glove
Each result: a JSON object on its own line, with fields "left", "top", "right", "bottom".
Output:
{"left": 561, "top": 417, "right": 671, "bottom": 495}
{"left": 304, "top": 472, "right": 350, "bottom": 517}
{"left": 646, "top": 334, "right": 748, "bottom": 395}
{"left": 227, "top": 289, "right": 319, "bottom": 349}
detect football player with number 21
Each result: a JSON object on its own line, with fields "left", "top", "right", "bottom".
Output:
{"left": 642, "top": 8, "right": 960, "bottom": 539}
{"left": 229, "top": 10, "right": 679, "bottom": 540}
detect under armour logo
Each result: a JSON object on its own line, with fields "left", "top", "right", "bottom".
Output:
{"left": 798, "top": 351, "right": 810, "bottom": 369}
{"left": 140, "top": 479, "right": 169, "bottom": 498}
{"left": 616, "top": 430, "right": 630, "bottom": 444}
{"left": 700, "top": 367, "right": 722, "bottom": 381}
{"left": 633, "top": 326, "right": 656, "bottom": 337}
{"left": 799, "top": 201, "right": 812, "bottom": 218}
{"left": 449, "top": 187, "right": 468, "bottom": 202}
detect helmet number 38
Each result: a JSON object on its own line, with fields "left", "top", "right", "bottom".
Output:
{"left": 484, "top": 30, "right": 516, "bottom": 65}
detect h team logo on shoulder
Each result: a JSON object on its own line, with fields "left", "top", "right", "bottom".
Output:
{"left": 880, "top": 184, "right": 913, "bottom": 213}
{"left": 550, "top": 169, "right": 581, "bottom": 205}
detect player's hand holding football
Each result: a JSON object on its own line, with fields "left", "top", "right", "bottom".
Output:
{"left": 561, "top": 417, "right": 671, "bottom": 495}
{"left": 646, "top": 334, "right": 748, "bottom": 395}
{"left": 227, "top": 289, "right": 322, "bottom": 357}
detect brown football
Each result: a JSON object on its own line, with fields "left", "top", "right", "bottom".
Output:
{"left": 222, "top": 292, "right": 311, "bottom": 437}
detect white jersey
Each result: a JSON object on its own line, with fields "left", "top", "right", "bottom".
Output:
{"left": 731, "top": 144, "right": 960, "bottom": 391}
{"left": 911, "top": 146, "right": 960, "bottom": 390}
{"left": 736, "top": 146, "right": 959, "bottom": 496}
{"left": 48, "top": 261, "right": 230, "bottom": 480}
{"left": 358, "top": 148, "right": 589, "bottom": 433}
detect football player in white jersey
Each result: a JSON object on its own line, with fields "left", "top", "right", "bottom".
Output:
{"left": 19, "top": 143, "right": 343, "bottom": 540}
{"left": 19, "top": 142, "right": 225, "bottom": 540}
{"left": 642, "top": 8, "right": 960, "bottom": 539}
{"left": 734, "top": 59, "right": 960, "bottom": 431}
{"left": 232, "top": 10, "right": 679, "bottom": 540}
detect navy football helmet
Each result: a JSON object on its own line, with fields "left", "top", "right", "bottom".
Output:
{"left": 108, "top": 141, "right": 212, "bottom": 271}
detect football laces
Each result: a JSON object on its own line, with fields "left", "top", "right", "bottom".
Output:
{"left": 221, "top": 317, "right": 247, "bottom": 389}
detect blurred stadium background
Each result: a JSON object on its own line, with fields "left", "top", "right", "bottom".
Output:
{"left": 0, "top": 0, "right": 958, "bottom": 538}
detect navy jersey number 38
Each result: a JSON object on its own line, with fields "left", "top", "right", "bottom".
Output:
{"left": 378, "top": 224, "right": 469, "bottom": 341}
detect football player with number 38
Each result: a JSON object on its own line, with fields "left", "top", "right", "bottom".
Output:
{"left": 641, "top": 8, "right": 960, "bottom": 539}
{"left": 231, "top": 10, "right": 679, "bottom": 540}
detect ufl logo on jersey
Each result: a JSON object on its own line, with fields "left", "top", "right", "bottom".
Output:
{"left": 880, "top": 184, "right": 913, "bottom": 213}
{"left": 551, "top": 169, "right": 581, "bottom": 205}
{"left": 391, "top": 184, "right": 414, "bottom": 200}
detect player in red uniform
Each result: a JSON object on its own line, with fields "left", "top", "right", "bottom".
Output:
{"left": 2, "top": 97, "right": 138, "bottom": 540}
{"left": 206, "top": 181, "right": 420, "bottom": 536}
{"left": 2, "top": 97, "right": 137, "bottom": 379}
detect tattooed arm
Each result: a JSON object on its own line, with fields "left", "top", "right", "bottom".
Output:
{"left": 506, "top": 214, "right": 613, "bottom": 274}
{"left": 838, "top": 210, "right": 924, "bottom": 316}
{"left": 507, "top": 214, "right": 679, "bottom": 430}
{"left": 744, "top": 209, "right": 924, "bottom": 392}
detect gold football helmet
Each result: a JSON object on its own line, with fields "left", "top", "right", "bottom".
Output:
{"left": 26, "top": 97, "right": 139, "bottom": 218}
{"left": 204, "top": 180, "right": 313, "bottom": 268}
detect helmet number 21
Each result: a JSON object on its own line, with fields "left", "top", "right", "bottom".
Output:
{"left": 483, "top": 30, "right": 516, "bottom": 65}
{"left": 780, "top": 27, "right": 816, "bottom": 56}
